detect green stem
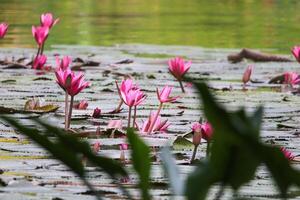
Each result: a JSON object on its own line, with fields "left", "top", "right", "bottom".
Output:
{"left": 64, "top": 92, "right": 69, "bottom": 131}
{"left": 179, "top": 80, "right": 185, "bottom": 93}
{"left": 35, "top": 47, "right": 40, "bottom": 59}
{"left": 206, "top": 141, "right": 210, "bottom": 158}
{"left": 67, "top": 95, "right": 74, "bottom": 129}
{"left": 147, "top": 103, "right": 163, "bottom": 134}
{"left": 40, "top": 43, "right": 45, "bottom": 55}
{"left": 127, "top": 106, "right": 132, "bottom": 128}
{"left": 132, "top": 106, "right": 137, "bottom": 128}
{"left": 190, "top": 145, "right": 198, "bottom": 163}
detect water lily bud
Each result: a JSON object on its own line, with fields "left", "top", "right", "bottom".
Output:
{"left": 192, "top": 122, "right": 202, "bottom": 146}
{"left": 92, "top": 107, "right": 101, "bottom": 118}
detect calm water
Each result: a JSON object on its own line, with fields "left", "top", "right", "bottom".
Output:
{"left": 1, "top": 0, "right": 300, "bottom": 53}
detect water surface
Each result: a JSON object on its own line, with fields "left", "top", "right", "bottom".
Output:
{"left": 1, "top": 0, "right": 300, "bottom": 53}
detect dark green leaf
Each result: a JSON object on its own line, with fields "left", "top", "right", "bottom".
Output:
{"left": 127, "top": 128, "right": 151, "bottom": 200}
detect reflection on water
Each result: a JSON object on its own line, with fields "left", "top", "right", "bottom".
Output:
{"left": 0, "top": 0, "right": 300, "bottom": 52}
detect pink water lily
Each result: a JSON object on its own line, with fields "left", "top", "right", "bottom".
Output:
{"left": 56, "top": 55, "right": 71, "bottom": 70}
{"left": 74, "top": 100, "right": 88, "bottom": 110}
{"left": 0, "top": 23, "right": 8, "bottom": 38}
{"left": 107, "top": 120, "right": 123, "bottom": 130}
{"left": 168, "top": 57, "right": 191, "bottom": 92}
{"left": 191, "top": 122, "right": 202, "bottom": 146}
{"left": 292, "top": 46, "right": 300, "bottom": 63}
{"left": 55, "top": 69, "right": 90, "bottom": 97}
{"left": 93, "top": 141, "right": 101, "bottom": 153}
{"left": 40, "top": 12, "right": 59, "bottom": 28}
{"left": 280, "top": 147, "right": 295, "bottom": 161}
{"left": 242, "top": 65, "right": 253, "bottom": 86}
{"left": 147, "top": 85, "right": 177, "bottom": 134}
{"left": 192, "top": 122, "right": 213, "bottom": 141}
{"left": 32, "top": 25, "right": 49, "bottom": 47}
{"left": 191, "top": 121, "right": 213, "bottom": 158}
{"left": 168, "top": 57, "right": 191, "bottom": 80}
{"left": 284, "top": 72, "right": 300, "bottom": 86}
{"left": 200, "top": 122, "right": 213, "bottom": 141}
{"left": 157, "top": 85, "right": 178, "bottom": 103}
{"left": 114, "top": 79, "right": 137, "bottom": 113}
{"left": 92, "top": 107, "right": 101, "bottom": 118}
{"left": 119, "top": 143, "right": 128, "bottom": 151}
{"left": 140, "top": 111, "right": 170, "bottom": 133}
{"left": 55, "top": 68, "right": 90, "bottom": 129}
{"left": 121, "top": 88, "right": 146, "bottom": 128}
{"left": 120, "top": 88, "right": 146, "bottom": 107}
{"left": 32, "top": 54, "right": 47, "bottom": 70}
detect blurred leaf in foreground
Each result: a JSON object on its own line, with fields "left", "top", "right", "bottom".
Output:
{"left": 185, "top": 81, "right": 300, "bottom": 200}
{"left": 127, "top": 128, "right": 151, "bottom": 200}
{"left": 0, "top": 116, "right": 129, "bottom": 200}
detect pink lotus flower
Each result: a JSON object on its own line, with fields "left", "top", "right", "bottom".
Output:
{"left": 55, "top": 69, "right": 90, "bottom": 97}
{"left": 192, "top": 122, "right": 213, "bottom": 142}
{"left": 242, "top": 65, "right": 253, "bottom": 85}
{"left": 0, "top": 23, "right": 8, "bottom": 38}
{"left": 107, "top": 120, "right": 123, "bottom": 129}
{"left": 92, "top": 107, "right": 101, "bottom": 118}
{"left": 56, "top": 56, "right": 71, "bottom": 70}
{"left": 280, "top": 147, "right": 295, "bottom": 161}
{"left": 168, "top": 57, "right": 191, "bottom": 80}
{"left": 140, "top": 111, "right": 170, "bottom": 133}
{"left": 157, "top": 85, "right": 178, "bottom": 103}
{"left": 40, "top": 13, "right": 59, "bottom": 28}
{"left": 74, "top": 100, "right": 88, "bottom": 110}
{"left": 292, "top": 46, "right": 300, "bottom": 63}
{"left": 32, "top": 25, "right": 49, "bottom": 47}
{"left": 284, "top": 72, "right": 300, "bottom": 86}
{"left": 32, "top": 54, "right": 47, "bottom": 70}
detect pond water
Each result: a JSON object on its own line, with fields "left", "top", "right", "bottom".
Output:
{"left": 1, "top": 0, "right": 300, "bottom": 53}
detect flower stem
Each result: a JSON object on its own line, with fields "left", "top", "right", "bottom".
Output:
{"left": 40, "top": 43, "right": 45, "bottom": 55}
{"left": 132, "top": 106, "right": 137, "bottom": 128}
{"left": 64, "top": 92, "right": 69, "bottom": 131}
{"left": 179, "top": 80, "right": 185, "bottom": 93}
{"left": 190, "top": 145, "right": 198, "bottom": 163}
{"left": 127, "top": 106, "right": 132, "bottom": 128}
{"left": 115, "top": 99, "right": 123, "bottom": 112}
{"left": 35, "top": 47, "right": 40, "bottom": 59}
{"left": 67, "top": 95, "right": 74, "bottom": 129}
{"left": 147, "top": 103, "right": 163, "bottom": 134}
{"left": 206, "top": 141, "right": 210, "bottom": 158}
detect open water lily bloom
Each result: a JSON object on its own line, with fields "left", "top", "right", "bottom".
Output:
{"left": 157, "top": 85, "right": 178, "bottom": 103}
{"left": 168, "top": 57, "right": 191, "bottom": 81}
{"left": 55, "top": 69, "right": 90, "bottom": 96}
{"left": 120, "top": 88, "right": 146, "bottom": 107}
{"left": 40, "top": 12, "right": 59, "bottom": 28}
